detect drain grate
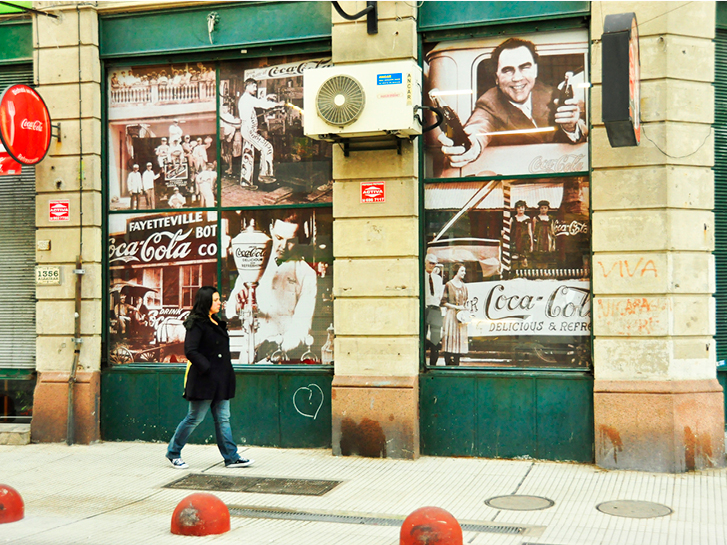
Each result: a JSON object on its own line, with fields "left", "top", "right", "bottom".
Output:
{"left": 228, "top": 505, "right": 529, "bottom": 535}
{"left": 165, "top": 474, "right": 341, "bottom": 496}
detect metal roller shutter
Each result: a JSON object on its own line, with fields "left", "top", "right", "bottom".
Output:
{"left": 0, "top": 64, "right": 36, "bottom": 369}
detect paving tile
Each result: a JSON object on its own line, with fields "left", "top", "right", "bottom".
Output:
{"left": 1, "top": 442, "right": 726, "bottom": 544}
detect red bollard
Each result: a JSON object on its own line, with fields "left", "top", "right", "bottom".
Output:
{"left": 400, "top": 506, "right": 463, "bottom": 545}
{"left": 170, "top": 492, "right": 230, "bottom": 536}
{"left": 0, "top": 485, "right": 24, "bottom": 524}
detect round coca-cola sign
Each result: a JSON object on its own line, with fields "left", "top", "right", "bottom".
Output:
{"left": 0, "top": 84, "right": 52, "bottom": 165}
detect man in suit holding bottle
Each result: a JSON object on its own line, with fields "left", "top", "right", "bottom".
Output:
{"left": 439, "top": 37, "right": 586, "bottom": 168}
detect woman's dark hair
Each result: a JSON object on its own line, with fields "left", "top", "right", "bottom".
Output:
{"left": 191, "top": 286, "right": 218, "bottom": 318}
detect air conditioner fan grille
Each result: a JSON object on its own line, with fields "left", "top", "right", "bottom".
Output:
{"left": 316, "top": 75, "right": 365, "bottom": 127}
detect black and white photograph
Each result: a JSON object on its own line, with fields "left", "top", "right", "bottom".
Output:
{"left": 424, "top": 176, "right": 591, "bottom": 369}
{"left": 423, "top": 29, "right": 589, "bottom": 179}
{"left": 107, "top": 211, "right": 219, "bottom": 364}
{"left": 218, "top": 56, "right": 333, "bottom": 207}
{"left": 107, "top": 62, "right": 218, "bottom": 210}
{"left": 220, "top": 208, "right": 333, "bottom": 365}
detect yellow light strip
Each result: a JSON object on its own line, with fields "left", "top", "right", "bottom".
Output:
{"left": 475, "top": 127, "right": 557, "bottom": 137}
{"left": 429, "top": 89, "right": 474, "bottom": 97}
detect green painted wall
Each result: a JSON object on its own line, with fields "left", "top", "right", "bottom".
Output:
{"left": 0, "top": 21, "right": 31, "bottom": 64}
{"left": 99, "top": 1, "right": 331, "bottom": 58}
{"left": 418, "top": 1, "right": 589, "bottom": 32}
{"left": 420, "top": 371, "right": 594, "bottom": 462}
{"left": 101, "top": 367, "right": 333, "bottom": 448}
{"left": 717, "top": 1, "right": 727, "bottom": 30}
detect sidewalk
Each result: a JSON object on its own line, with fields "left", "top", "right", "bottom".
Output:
{"left": 1, "top": 441, "right": 726, "bottom": 545}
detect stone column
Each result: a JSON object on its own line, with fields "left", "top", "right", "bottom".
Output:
{"left": 330, "top": 2, "right": 420, "bottom": 459}
{"left": 591, "top": 1, "right": 724, "bottom": 471}
{"left": 31, "top": 1, "right": 102, "bottom": 443}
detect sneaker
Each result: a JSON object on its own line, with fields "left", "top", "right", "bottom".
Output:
{"left": 225, "top": 458, "right": 254, "bottom": 468}
{"left": 168, "top": 457, "right": 189, "bottom": 469}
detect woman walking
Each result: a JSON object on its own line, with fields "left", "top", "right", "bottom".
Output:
{"left": 166, "top": 286, "right": 253, "bottom": 469}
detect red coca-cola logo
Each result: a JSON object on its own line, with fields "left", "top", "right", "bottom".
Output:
{"left": 0, "top": 84, "right": 52, "bottom": 165}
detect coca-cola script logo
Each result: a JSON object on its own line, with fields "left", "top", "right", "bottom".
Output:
{"left": 233, "top": 245, "right": 267, "bottom": 276}
{"left": 235, "top": 247, "right": 265, "bottom": 259}
{"left": 529, "top": 153, "right": 585, "bottom": 174}
{"left": 0, "top": 84, "right": 52, "bottom": 165}
{"left": 20, "top": 119, "right": 44, "bottom": 132}
{"left": 553, "top": 220, "right": 589, "bottom": 237}
{"left": 251, "top": 58, "right": 332, "bottom": 80}
{"left": 109, "top": 228, "right": 218, "bottom": 265}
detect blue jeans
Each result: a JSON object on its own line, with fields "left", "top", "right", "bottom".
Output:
{"left": 166, "top": 399, "right": 239, "bottom": 465}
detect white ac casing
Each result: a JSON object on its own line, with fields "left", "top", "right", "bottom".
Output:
{"left": 303, "top": 60, "right": 422, "bottom": 141}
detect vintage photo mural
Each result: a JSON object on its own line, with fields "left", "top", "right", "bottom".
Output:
{"left": 422, "top": 28, "right": 591, "bottom": 369}
{"left": 219, "top": 208, "right": 333, "bottom": 365}
{"left": 108, "top": 211, "right": 219, "bottom": 364}
{"left": 218, "top": 57, "right": 333, "bottom": 206}
{"left": 423, "top": 29, "right": 589, "bottom": 179}
{"left": 107, "top": 62, "right": 218, "bottom": 211}
{"left": 106, "top": 54, "right": 335, "bottom": 366}
{"left": 423, "top": 177, "right": 591, "bottom": 369}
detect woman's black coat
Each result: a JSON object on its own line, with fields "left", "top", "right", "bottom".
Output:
{"left": 183, "top": 315, "right": 236, "bottom": 401}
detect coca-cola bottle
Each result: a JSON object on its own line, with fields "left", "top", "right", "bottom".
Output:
{"left": 557, "top": 72, "right": 574, "bottom": 106}
{"left": 429, "top": 89, "right": 471, "bottom": 151}
{"left": 321, "top": 324, "right": 334, "bottom": 365}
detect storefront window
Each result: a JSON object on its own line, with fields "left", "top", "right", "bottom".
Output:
{"left": 218, "top": 57, "right": 332, "bottom": 206}
{"left": 106, "top": 53, "right": 333, "bottom": 366}
{"left": 107, "top": 62, "right": 218, "bottom": 211}
{"left": 422, "top": 29, "right": 591, "bottom": 369}
{"left": 219, "top": 208, "right": 333, "bottom": 365}
{"left": 108, "top": 211, "right": 219, "bottom": 365}
{"left": 180, "top": 264, "right": 203, "bottom": 308}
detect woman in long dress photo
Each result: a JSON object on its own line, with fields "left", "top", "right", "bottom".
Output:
{"left": 441, "top": 263, "right": 469, "bottom": 366}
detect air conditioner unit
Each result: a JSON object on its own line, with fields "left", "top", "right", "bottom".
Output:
{"left": 303, "top": 60, "right": 422, "bottom": 142}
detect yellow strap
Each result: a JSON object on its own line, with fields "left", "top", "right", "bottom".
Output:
{"left": 183, "top": 361, "right": 192, "bottom": 392}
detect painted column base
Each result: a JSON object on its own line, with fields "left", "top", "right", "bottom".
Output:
{"left": 332, "top": 375, "right": 419, "bottom": 460}
{"left": 594, "top": 379, "right": 725, "bottom": 472}
{"left": 31, "top": 371, "right": 101, "bottom": 444}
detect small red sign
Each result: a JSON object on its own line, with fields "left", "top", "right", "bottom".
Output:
{"left": 0, "top": 84, "right": 52, "bottom": 165}
{"left": 49, "top": 200, "right": 70, "bottom": 222}
{"left": 0, "top": 151, "right": 21, "bottom": 176}
{"left": 361, "top": 181, "right": 385, "bottom": 203}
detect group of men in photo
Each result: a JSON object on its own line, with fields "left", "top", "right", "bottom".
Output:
{"left": 126, "top": 119, "right": 216, "bottom": 210}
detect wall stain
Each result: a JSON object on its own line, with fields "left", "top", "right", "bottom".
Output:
{"left": 599, "top": 425, "right": 623, "bottom": 463}
{"left": 684, "top": 426, "right": 713, "bottom": 471}
{"left": 339, "top": 417, "right": 387, "bottom": 458}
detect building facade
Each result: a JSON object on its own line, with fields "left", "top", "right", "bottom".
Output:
{"left": 0, "top": 1, "right": 723, "bottom": 473}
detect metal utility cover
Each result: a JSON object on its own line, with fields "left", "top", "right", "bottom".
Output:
{"left": 597, "top": 500, "right": 673, "bottom": 518}
{"left": 165, "top": 474, "right": 341, "bottom": 496}
{"left": 485, "top": 495, "right": 555, "bottom": 511}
